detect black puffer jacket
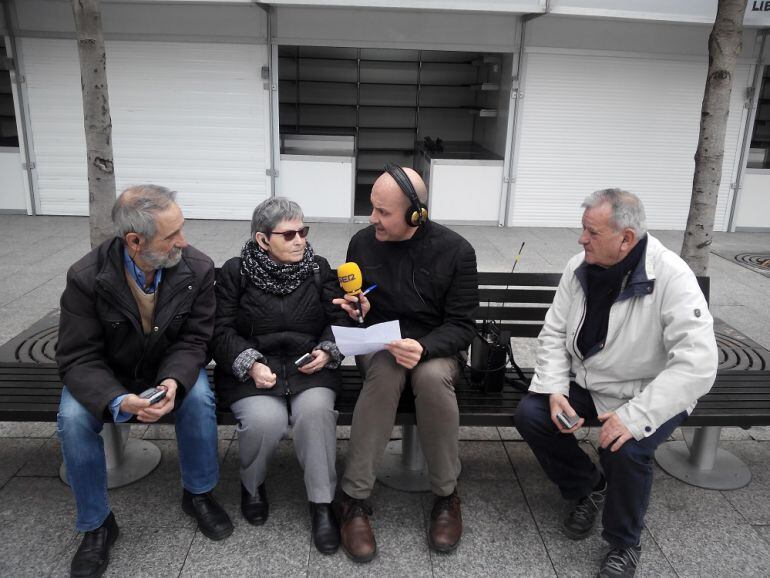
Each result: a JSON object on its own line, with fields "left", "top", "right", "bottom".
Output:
{"left": 347, "top": 220, "right": 478, "bottom": 359}
{"left": 56, "top": 237, "right": 216, "bottom": 420}
{"left": 212, "top": 255, "right": 349, "bottom": 408}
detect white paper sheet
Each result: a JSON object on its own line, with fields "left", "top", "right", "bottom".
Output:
{"left": 331, "top": 320, "right": 402, "bottom": 356}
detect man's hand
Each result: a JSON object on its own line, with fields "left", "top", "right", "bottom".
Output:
{"left": 385, "top": 338, "right": 423, "bottom": 369}
{"left": 597, "top": 412, "right": 633, "bottom": 452}
{"left": 298, "top": 350, "right": 330, "bottom": 374}
{"left": 135, "top": 378, "right": 177, "bottom": 423}
{"left": 249, "top": 362, "right": 277, "bottom": 389}
{"left": 549, "top": 393, "right": 584, "bottom": 434}
{"left": 332, "top": 293, "right": 371, "bottom": 322}
{"left": 119, "top": 394, "right": 151, "bottom": 416}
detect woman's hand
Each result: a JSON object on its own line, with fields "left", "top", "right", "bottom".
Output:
{"left": 298, "top": 350, "right": 330, "bottom": 374}
{"left": 332, "top": 293, "right": 371, "bottom": 323}
{"left": 249, "top": 362, "right": 277, "bottom": 389}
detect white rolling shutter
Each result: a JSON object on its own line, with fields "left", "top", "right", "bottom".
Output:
{"left": 20, "top": 38, "right": 270, "bottom": 219}
{"left": 510, "top": 51, "right": 750, "bottom": 231}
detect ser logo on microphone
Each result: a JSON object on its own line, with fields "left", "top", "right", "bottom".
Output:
{"left": 337, "top": 262, "right": 364, "bottom": 323}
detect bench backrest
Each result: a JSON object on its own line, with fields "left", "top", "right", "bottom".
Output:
{"left": 213, "top": 267, "right": 710, "bottom": 340}
{"left": 473, "top": 272, "right": 710, "bottom": 339}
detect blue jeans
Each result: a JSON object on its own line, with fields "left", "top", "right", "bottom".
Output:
{"left": 515, "top": 383, "right": 687, "bottom": 548}
{"left": 57, "top": 369, "right": 220, "bottom": 532}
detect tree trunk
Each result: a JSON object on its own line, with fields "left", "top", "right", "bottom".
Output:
{"left": 681, "top": 0, "right": 747, "bottom": 275}
{"left": 72, "top": 0, "right": 115, "bottom": 249}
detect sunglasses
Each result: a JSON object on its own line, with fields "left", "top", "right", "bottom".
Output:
{"left": 268, "top": 225, "right": 310, "bottom": 241}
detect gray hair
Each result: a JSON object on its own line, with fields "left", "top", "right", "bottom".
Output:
{"left": 250, "top": 197, "right": 304, "bottom": 236}
{"left": 581, "top": 188, "right": 647, "bottom": 237}
{"left": 112, "top": 184, "right": 177, "bottom": 240}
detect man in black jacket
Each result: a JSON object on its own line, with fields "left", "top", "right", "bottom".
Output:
{"left": 334, "top": 165, "right": 478, "bottom": 562}
{"left": 56, "top": 185, "right": 232, "bottom": 578}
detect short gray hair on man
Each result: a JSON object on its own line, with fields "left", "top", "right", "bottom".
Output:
{"left": 582, "top": 188, "right": 647, "bottom": 237}
{"left": 112, "top": 184, "right": 177, "bottom": 240}
{"left": 250, "top": 197, "right": 304, "bottom": 237}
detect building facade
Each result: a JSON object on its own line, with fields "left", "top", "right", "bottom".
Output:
{"left": 1, "top": 0, "right": 768, "bottom": 231}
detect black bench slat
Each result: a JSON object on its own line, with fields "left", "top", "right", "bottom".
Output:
{"left": 477, "top": 272, "right": 561, "bottom": 286}
{"left": 477, "top": 288, "right": 556, "bottom": 304}
{"left": 475, "top": 307, "right": 549, "bottom": 322}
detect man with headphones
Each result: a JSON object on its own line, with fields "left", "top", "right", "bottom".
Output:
{"left": 56, "top": 185, "right": 232, "bottom": 578}
{"left": 515, "top": 188, "right": 717, "bottom": 578}
{"left": 333, "top": 165, "right": 478, "bottom": 562}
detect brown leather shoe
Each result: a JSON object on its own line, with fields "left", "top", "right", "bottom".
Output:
{"left": 336, "top": 493, "right": 377, "bottom": 563}
{"left": 429, "top": 490, "right": 462, "bottom": 553}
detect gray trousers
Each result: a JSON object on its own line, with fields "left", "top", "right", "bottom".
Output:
{"left": 341, "top": 350, "right": 461, "bottom": 499}
{"left": 231, "top": 387, "right": 338, "bottom": 504}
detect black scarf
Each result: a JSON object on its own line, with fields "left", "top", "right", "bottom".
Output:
{"left": 240, "top": 239, "right": 315, "bottom": 295}
{"left": 577, "top": 235, "right": 647, "bottom": 358}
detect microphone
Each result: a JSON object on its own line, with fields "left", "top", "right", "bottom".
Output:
{"left": 337, "top": 261, "right": 364, "bottom": 324}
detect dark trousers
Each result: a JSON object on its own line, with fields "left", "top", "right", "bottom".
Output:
{"left": 515, "top": 383, "right": 686, "bottom": 548}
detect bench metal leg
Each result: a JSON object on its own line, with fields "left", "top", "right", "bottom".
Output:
{"left": 60, "top": 423, "right": 162, "bottom": 489}
{"left": 376, "top": 424, "right": 431, "bottom": 492}
{"left": 654, "top": 426, "right": 752, "bottom": 490}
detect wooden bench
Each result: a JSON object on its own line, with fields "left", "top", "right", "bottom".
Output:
{"left": 1, "top": 273, "right": 769, "bottom": 490}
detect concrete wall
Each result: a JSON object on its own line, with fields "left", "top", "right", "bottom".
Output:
{"left": 526, "top": 15, "right": 757, "bottom": 59}
{"left": 274, "top": 6, "right": 520, "bottom": 52}
{"left": 14, "top": 0, "right": 267, "bottom": 41}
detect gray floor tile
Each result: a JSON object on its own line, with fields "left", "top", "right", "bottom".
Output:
{"left": 15, "top": 436, "right": 62, "bottom": 477}
{"left": 336, "top": 425, "right": 351, "bottom": 439}
{"left": 311, "top": 485, "right": 432, "bottom": 577}
{"left": 0, "top": 477, "right": 78, "bottom": 578}
{"left": 181, "top": 442, "right": 311, "bottom": 577}
{"left": 749, "top": 426, "right": 770, "bottom": 441}
{"left": 719, "top": 441, "right": 770, "bottom": 525}
{"left": 498, "top": 426, "right": 523, "bottom": 441}
{"left": 0, "top": 438, "right": 47, "bottom": 487}
{"left": 459, "top": 425, "right": 501, "bottom": 441}
{"left": 0, "top": 421, "right": 56, "bottom": 438}
{"left": 646, "top": 474, "right": 770, "bottom": 576}
{"left": 50, "top": 522, "right": 195, "bottom": 578}
{"left": 504, "top": 442, "right": 676, "bottom": 577}
{"left": 427, "top": 479, "right": 555, "bottom": 577}
{"left": 106, "top": 439, "right": 229, "bottom": 528}
{"left": 458, "top": 440, "right": 517, "bottom": 481}
{"left": 755, "top": 524, "right": 770, "bottom": 546}
{"left": 129, "top": 424, "right": 149, "bottom": 438}
{"left": 142, "top": 424, "right": 178, "bottom": 440}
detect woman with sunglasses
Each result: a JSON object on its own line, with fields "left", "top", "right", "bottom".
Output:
{"left": 212, "top": 197, "right": 348, "bottom": 554}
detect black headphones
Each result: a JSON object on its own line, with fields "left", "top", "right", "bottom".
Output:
{"left": 384, "top": 163, "right": 428, "bottom": 227}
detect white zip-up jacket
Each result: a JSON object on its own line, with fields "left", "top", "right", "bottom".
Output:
{"left": 529, "top": 234, "right": 718, "bottom": 440}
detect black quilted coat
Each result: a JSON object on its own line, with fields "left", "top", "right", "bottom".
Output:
{"left": 212, "top": 255, "right": 349, "bottom": 408}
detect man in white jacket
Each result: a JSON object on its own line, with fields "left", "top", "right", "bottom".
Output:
{"left": 516, "top": 188, "right": 718, "bottom": 578}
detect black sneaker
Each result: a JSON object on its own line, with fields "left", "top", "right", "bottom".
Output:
{"left": 562, "top": 479, "right": 607, "bottom": 540}
{"left": 597, "top": 544, "right": 642, "bottom": 577}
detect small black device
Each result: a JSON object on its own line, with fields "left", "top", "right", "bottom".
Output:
{"left": 557, "top": 411, "right": 580, "bottom": 429}
{"left": 139, "top": 387, "right": 166, "bottom": 405}
{"left": 294, "top": 353, "right": 314, "bottom": 367}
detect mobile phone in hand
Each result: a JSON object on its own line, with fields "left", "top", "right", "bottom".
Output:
{"left": 294, "top": 353, "right": 313, "bottom": 367}
{"left": 139, "top": 387, "right": 166, "bottom": 405}
{"left": 557, "top": 411, "right": 580, "bottom": 429}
